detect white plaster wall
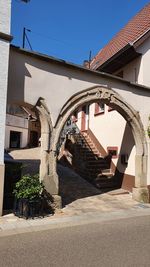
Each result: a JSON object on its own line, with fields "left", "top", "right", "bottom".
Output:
{"left": 76, "top": 108, "right": 82, "bottom": 130}
{"left": 114, "top": 36, "right": 150, "bottom": 87}
{"left": 5, "top": 114, "right": 29, "bottom": 149}
{"left": 89, "top": 104, "right": 135, "bottom": 175}
{"left": 0, "top": 0, "right": 11, "bottom": 34}
{"left": 6, "top": 114, "right": 28, "bottom": 129}
{"left": 0, "top": 0, "right": 11, "bottom": 164}
{"left": 0, "top": 41, "right": 10, "bottom": 164}
{"left": 5, "top": 125, "right": 28, "bottom": 149}
{"left": 8, "top": 48, "right": 150, "bottom": 132}
{"left": 114, "top": 57, "right": 143, "bottom": 85}
{"left": 137, "top": 36, "right": 150, "bottom": 87}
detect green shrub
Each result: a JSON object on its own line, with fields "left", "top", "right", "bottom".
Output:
{"left": 13, "top": 174, "right": 44, "bottom": 200}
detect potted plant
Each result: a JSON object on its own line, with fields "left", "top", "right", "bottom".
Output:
{"left": 13, "top": 174, "right": 44, "bottom": 219}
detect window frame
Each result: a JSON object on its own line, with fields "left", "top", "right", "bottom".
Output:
{"left": 107, "top": 146, "right": 118, "bottom": 159}
{"left": 94, "top": 102, "right": 105, "bottom": 116}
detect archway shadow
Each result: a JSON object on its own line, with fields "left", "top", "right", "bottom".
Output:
{"left": 57, "top": 163, "right": 101, "bottom": 207}
{"left": 114, "top": 122, "right": 135, "bottom": 190}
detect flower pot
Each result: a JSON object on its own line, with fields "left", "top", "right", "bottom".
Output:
{"left": 14, "top": 198, "right": 44, "bottom": 219}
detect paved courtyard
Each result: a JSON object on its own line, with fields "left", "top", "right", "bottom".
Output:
{"left": 57, "top": 164, "right": 141, "bottom": 216}
{"left": 5, "top": 148, "right": 150, "bottom": 227}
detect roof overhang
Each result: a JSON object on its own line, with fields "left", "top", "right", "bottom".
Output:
{"left": 96, "top": 44, "right": 141, "bottom": 73}
{"left": 95, "top": 29, "right": 150, "bottom": 73}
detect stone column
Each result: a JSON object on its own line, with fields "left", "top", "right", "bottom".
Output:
{"left": 37, "top": 102, "right": 61, "bottom": 209}
{"left": 132, "top": 154, "right": 149, "bottom": 203}
{"left": 48, "top": 131, "right": 61, "bottom": 209}
{"left": 39, "top": 132, "right": 49, "bottom": 182}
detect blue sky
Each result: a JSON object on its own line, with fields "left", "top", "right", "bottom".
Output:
{"left": 11, "top": 0, "right": 150, "bottom": 65}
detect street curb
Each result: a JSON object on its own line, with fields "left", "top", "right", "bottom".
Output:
{"left": 0, "top": 206, "right": 150, "bottom": 237}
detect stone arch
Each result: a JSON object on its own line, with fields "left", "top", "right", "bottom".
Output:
{"left": 35, "top": 98, "right": 61, "bottom": 207}
{"left": 35, "top": 98, "right": 53, "bottom": 185}
{"left": 52, "top": 86, "right": 149, "bottom": 203}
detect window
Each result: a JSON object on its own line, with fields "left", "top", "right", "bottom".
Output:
{"left": 94, "top": 102, "right": 105, "bottom": 116}
{"left": 107, "top": 147, "right": 118, "bottom": 159}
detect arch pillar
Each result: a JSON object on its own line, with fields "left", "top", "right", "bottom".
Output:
{"left": 36, "top": 98, "right": 61, "bottom": 208}
{"left": 132, "top": 154, "right": 149, "bottom": 203}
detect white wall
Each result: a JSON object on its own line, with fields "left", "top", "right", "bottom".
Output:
{"left": 114, "top": 36, "right": 150, "bottom": 87}
{"left": 8, "top": 48, "right": 150, "bottom": 131}
{"left": 76, "top": 108, "right": 82, "bottom": 130}
{"left": 0, "top": 41, "right": 10, "bottom": 163}
{"left": 0, "top": 0, "right": 11, "bottom": 164}
{"left": 6, "top": 114, "right": 28, "bottom": 128}
{"left": 137, "top": 36, "right": 150, "bottom": 87}
{"left": 5, "top": 114, "right": 29, "bottom": 149}
{"left": 77, "top": 103, "right": 136, "bottom": 176}
{"left": 114, "top": 57, "right": 143, "bottom": 85}
{"left": 0, "top": 0, "right": 11, "bottom": 35}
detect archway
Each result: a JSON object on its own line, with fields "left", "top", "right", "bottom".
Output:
{"left": 51, "top": 86, "right": 149, "bottom": 204}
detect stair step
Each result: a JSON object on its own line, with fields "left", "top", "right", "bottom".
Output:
{"left": 101, "top": 169, "right": 113, "bottom": 174}
{"left": 87, "top": 160, "right": 108, "bottom": 164}
{"left": 73, "top": 133, "right": 115, "bottom": 187}
{"left": 95, "top": 182, "right": 117, "bottom": 189}
{"left": 80, "top": 151, "right": 100, "bottom": 157}
{"left": 80, "top": 149, "right": 100, "bottom": 155}
{"left": 86, "top": 167, "right": 109, "bottom": 172}
{"left": 96, "top": 173, "right": 113, "bottom": 179}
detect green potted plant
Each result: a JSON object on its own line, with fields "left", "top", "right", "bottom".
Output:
{"left": 13, "top": 174, "right": 44, "bottom": 219}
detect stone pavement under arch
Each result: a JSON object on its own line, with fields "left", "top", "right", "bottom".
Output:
{"left": 8, "top": 148, "right": 149, "bottom": 217}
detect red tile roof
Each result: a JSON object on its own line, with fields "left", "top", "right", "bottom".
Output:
{"left": 91, "top": 3, "right": 150, "bottom": 70}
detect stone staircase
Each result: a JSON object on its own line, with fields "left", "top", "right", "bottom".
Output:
{"left": 72, "top": 132, "right": 118, "bottom": 190}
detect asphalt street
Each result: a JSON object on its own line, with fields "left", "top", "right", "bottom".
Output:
{"left": 0, "top": 214, "right": 150, "bottom": 267}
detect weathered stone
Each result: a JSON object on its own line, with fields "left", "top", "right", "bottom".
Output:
{"left": 52, "top": 195, "right": 62, "bottom": 210}
{"left": 132, "top": 187, "right": 149, "bottom": 203}
{"left": 135, "top": 155, "right": 147, "bottom": 187}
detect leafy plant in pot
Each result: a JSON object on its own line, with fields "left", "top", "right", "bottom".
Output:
{"left": 13, "top": 174, "right": 44, "bottom": 219}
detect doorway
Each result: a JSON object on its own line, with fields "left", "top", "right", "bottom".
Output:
{"left": 9, "top": 131, "right": 21, "bottom": 148}
{"left": 30, "top": 131, "right": 39, "bottom": 147}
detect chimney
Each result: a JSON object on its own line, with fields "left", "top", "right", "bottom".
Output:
{"left": 83, "top": 60, "right": 90, "bottom": 69}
